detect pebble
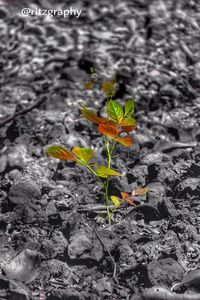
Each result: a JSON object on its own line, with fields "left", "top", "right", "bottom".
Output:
{"left": 8, "top": 181, "right": 41, "bottom": 206}
{"left": 3, "top": 249, "right": 40, "bottom": 284}
{"left": 147, "top": 258, "right": 184, "bottom": 287}
{"left": 45, "top": 200, "right": 57, "bottom": 217}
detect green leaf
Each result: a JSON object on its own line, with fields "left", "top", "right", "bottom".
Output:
{"left": 46, "top": 145, "right": 74, "bottom": 161}
{"left": 106, "top": 100, "right": 124, "bottom": 124}
{"left": 124, "top": 99, "right": 134, "bottom": 119}
{"left": 110, "top": 196, "right": 121, "bottom": 207}
{"left": 72, "top": 147, "right": 94, "bottom": 163}
{"left": 96, "top": 166, "right": 122, "bottom": 178}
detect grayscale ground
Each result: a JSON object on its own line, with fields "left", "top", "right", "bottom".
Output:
{"left": 0, "top": 0, "right": 200, "bottom": 299}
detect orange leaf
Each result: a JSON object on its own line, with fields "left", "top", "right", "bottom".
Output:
{"left": 120, "top": 192, "right": 130, "bottom": 199}
{"left": 46, "top": 146, "right": 74, "bottom": 161}
{"left": 121, "top": 117, "right": 136, "bottom": 133}
{"left": 115, "top": 136, "right": 133, "bottom": 147}
{"left": 120, "top": 192, "right": 136, "bottom": 206}
{"left": 121, "top": 125, "right": 136, "bottom": 133}
{"left": 98, "top": 122, "right": 120, "bottom": 139}
{"left": 80, "top": 105, "right": 106, "bottom": 124}
{"left": 124, "top": 198, "right": 136, "bottom": 206}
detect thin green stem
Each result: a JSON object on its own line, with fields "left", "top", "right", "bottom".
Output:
{"left": 75, "top": 159, "right": 105, "bottom": 187}
{"left": 105, "top": 179, "right": 111, "bottom": 224}
{"left": 104, "top": 139, "right": 117, "bottom": 224}
{"left": 86, "top": 164, "right": 97, "bottom": 176}
{"left": 110, "top": 140, "right": 116, "bottom": 158}
{"left": 86, "top": 164, "right": 106, "bottom": 187}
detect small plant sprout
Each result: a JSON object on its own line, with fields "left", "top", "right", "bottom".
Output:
{"left": 46, "top": 71, "right": 147, "bottom": 224}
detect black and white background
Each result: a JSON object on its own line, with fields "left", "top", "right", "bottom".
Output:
{"left": 0, "top": 0, "right": 200, "bottom": 299}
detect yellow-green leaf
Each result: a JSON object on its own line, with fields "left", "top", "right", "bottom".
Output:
{"left": 102, "top": 80, "right": 115, "bottom": 97}
{"left": 110, "top": 196, "right": 121, "bottom": 207}
{"left": 84, "top": 81, "right": 94, "bottom": 89}
{"left": 124, "top": 99, "right": 134, "bottom": 118}
{"left": 72, "top": 147, "right": 94, "bottom": 163}
{"left": 106, "top": 100, "right": 124, "bottom": 124}
{"left": 121, "top": 117, "right": 136, "bottom": 133}
{"left": 96, "top": 166, "right": 122, "bottom": 178}
{"left": 46, "top": 145, "right": 74, "bottom": 161}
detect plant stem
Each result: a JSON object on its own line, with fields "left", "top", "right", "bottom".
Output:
{"left": 105, "top": 179, "right": 111, "bottom": 224}
{"left": 105, "top": 140, "right": 116, "bottom": 224}
{"left": 86, "top": 165, "right": 106, "bottom": 187}
{"left": 86, "top": 162, "right": 111, "bottom": 224}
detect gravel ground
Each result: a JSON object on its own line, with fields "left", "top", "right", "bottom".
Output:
{"left": 0, "top": 0, "right": 200, "bottom": 299}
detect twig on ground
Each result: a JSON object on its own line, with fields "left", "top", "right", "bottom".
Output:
{"left": 93, "top": 225, "right": 117, "bottom": 280}
{"left": 80, "top": 215, "right": 117, "bottom": 280}
{"left": 140, "top": 286, "right": 200, "bottom": 300}
{"left": 0, "top": 95, "right": 48, "bottom": 128}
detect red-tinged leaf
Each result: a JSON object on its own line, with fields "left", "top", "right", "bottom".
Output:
{"left": 115, "top": 136, "right": 133, "bottom": 147}
{"left": 46, "top": 146, "right": 74, "bottom": 161}
{"left": 121, "top": 126, "right": 135, "bottom": 133}
{"left": 80, "top": 105, "right": 107, "bottom": 124}
{"left": 124, "top": 197, "right": 136, "bottom": 206}
{"left": 98, "top": 122, "right": 120, "bottom": 139}
{"left": 72, "top": 147, "right": 94, "bottom": 163}
{"left": 120, "top": 192, "right": 136, "bottom": 206}
{"left": 120, "top": 192, "right": 130, "bottom": 199}
{"left": 110, "top": 196, "right": 121, "bottom": 207}
{"left": 131, "top": 187, "right": 148, "bottom": 197}
{"left": 106, "top": 100, "right": 124, "bottom": 124}
{"left": 121, "top": 117, "right": 136, "bottom": 133}
{"left": 96, "top": 166, "right": 122, "bottom": 178}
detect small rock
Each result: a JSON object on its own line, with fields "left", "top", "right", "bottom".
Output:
{"left": 140, "top": 153, "right": 170, "bottom": 165}
{"left": 68, "top": 227, "right": 103, "bottom": 263}
{"left": 10, "top": 280, "right": 31, "bottom": 300}
{"left": 158, "top": 198, "right": 179, "bottom": 218}
{"left": 146, "top": 182, "right": 166, "bottom": 199}
{"left": 0, "top": 154, "right": 7, "bottom": 173}
{"left": 7, "top": 144, "right": 29, "bottom": 169}
{"left": 175, "top": 177, "right": 200, "bottom": 199}
{"left": 149, "top": 0, "right": 169, "bottom": 20}
{"left": 50, "top": 231, "right": 68, "bottom": 257}
{"left": 172, "top": 50, "right": 186, "bottom": 70}
{"left": 147, "top": 258, "right": 184, "bottom": 287}
{"left": 45, "top": 200, "right": 57, "bottom": 217}
{"left": 40, "top": 259, "right": 71, "bottom": 282}
{"left": 49, "top": 288, "right": 84, "bottom": 300}
{"left": 8, "top": 181, "right": 41, "bottom": 206}
{"left": 93, "top": 277, "right": 113, "bottom": 295}
{"left": 125, "top": 204, "right": 161, "bottom": 223}
{"left": 160, "top": 84, "right": 182, "bottom": 101}
{"left": 3, "top": 249, "right": 40, "bottom": 284}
